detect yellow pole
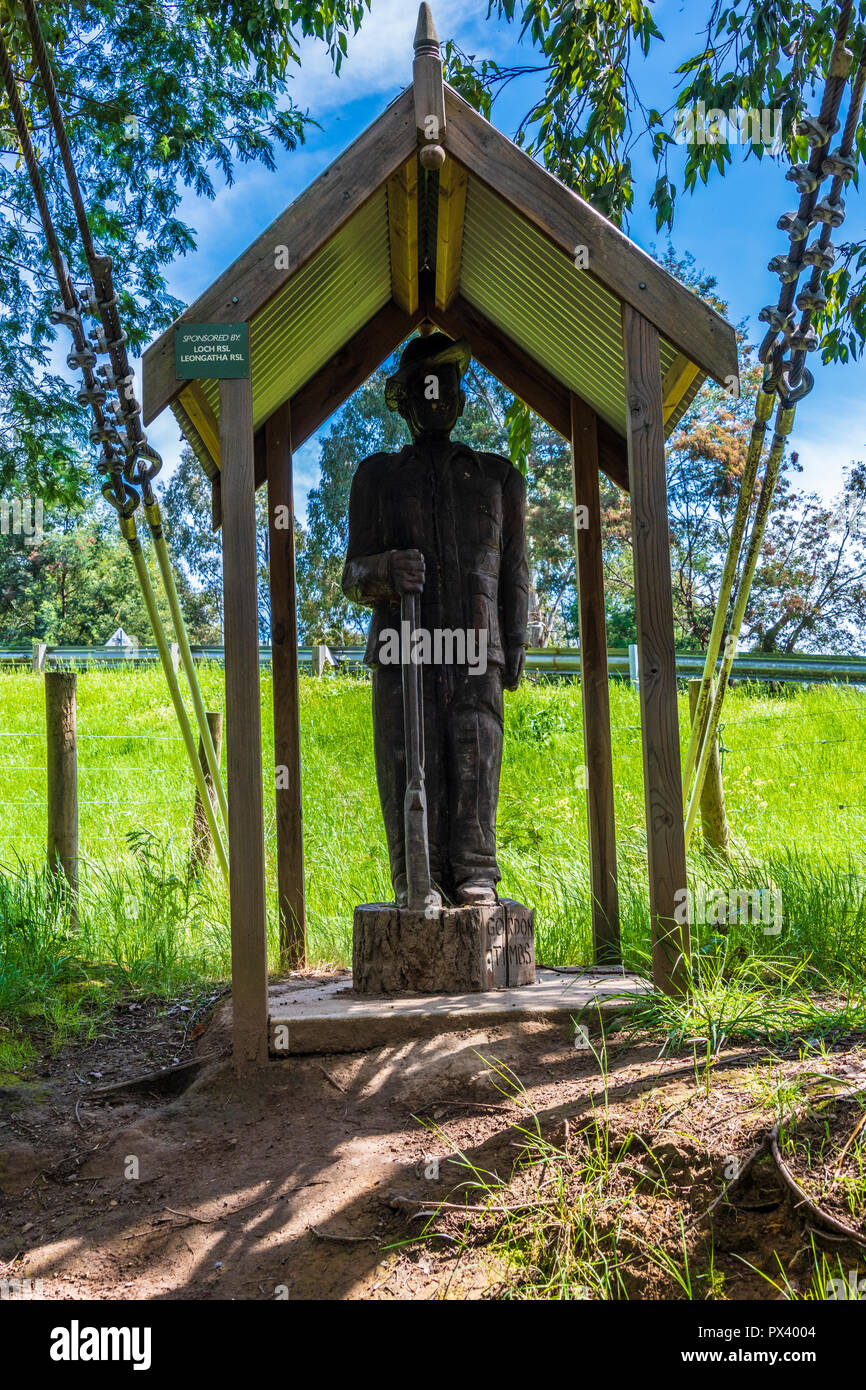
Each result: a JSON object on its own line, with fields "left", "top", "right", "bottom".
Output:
{"left": 143, "top": 499, "right": 229, "bottom": 828}
{"left": 682, "top": 384, "right": 776, "bottom": 807}
{"left": 119, "top": 514, "right": 230, "bottom": 883}
{"left": 685, "top": 399, "right": 796, "bottom": 847}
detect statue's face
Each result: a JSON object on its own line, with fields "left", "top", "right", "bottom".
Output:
{"left": 399, "top": 361, "right": 465, "bottom": 440}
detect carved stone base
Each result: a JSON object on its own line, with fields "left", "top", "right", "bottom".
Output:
{"left": 352, "top": 898, "right": 535, "bottom": 995}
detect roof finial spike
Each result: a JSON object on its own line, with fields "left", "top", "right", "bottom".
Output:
{"left": 414, "top": 3, "right": 440, "bottom": 56}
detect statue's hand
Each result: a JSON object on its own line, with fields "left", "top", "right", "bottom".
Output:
{"left": 504, "top": 644, "right": 525, "bottom": 691}
{"left": 389, "top": 548, "right": 425, "bottom": 594}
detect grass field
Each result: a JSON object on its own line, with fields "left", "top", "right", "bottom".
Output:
{"left": 2, "top": 665, "right": 866, "bottom": 1068}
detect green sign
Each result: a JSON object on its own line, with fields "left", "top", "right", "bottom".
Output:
{"left": 175, "top": 322, "right": 249, "bottom": 379}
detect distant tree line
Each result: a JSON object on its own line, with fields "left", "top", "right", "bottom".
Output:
{"left": 2, "top": 245, "right": 864, "bottom": 655}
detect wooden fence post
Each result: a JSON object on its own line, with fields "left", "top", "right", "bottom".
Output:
{"left": 45, "top": 670, "right": 78, "bottom": 927}
{"left": 688, "top": 679, "right": 730, "bottom": 861}
{"left": 312, "top": 644, "right": 335, "bottom": 676}
{"left": 191, "top": 711, "right": 224, "bottom": 872}
{"left": 628, "top": 643, "right": 639, "bottom": 690}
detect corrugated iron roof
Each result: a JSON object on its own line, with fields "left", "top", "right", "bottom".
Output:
{"left": 169, "top": 155, "right": 707, "bottom": 475}
{"left": 175, "top": 188, "right": 392, "bottom": 452}
{"left": 460, "top": 176, "right": 687, "bottom": 438}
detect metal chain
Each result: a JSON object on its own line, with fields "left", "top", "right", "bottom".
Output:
{"left": 20, "top": 0, "right": 162, "bottom": 504}
{"left": 0, "top": 28, "right": 136, "bottom": 518}
{"left": 758, "top": 3, "right": 863, "bottom": 409}
{"left": 684, "top": 2, "right": 865, "bottom": 847}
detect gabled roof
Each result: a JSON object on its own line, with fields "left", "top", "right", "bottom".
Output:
{"left": 142, "top": 15, "right": 738, "bottom": 500}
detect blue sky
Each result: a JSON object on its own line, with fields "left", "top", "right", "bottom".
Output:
{"left": 138, "top": 0, "right": 865, "bottom": 515}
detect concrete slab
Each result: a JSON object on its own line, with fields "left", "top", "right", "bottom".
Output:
{"left": 268, "top": 967, "right": 650, "bottom": 1056}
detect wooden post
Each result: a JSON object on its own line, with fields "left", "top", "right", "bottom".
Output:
{"left": 688, "top": 680, "right": 730, "bottom": 862}
{"left": 45, "top": 671, "right": 78, "bottom": 927}
{"left": 191, "top": 711, "right": 223, "bottom": 872}
{"left": 628, "top": 644, "right": 639, "bottom": 689}
{"left": 313, "top": 644, "right": 335, "bottom": 676}
{"left": 220, "top": 375, "right": 270, "bottom": 1067}
{"left": 266, "top": 402, "right": 307, "bottom": 970}
{"left": 570, "top": 394, "right": 620, "bottom": 964}
{"left": 621, "top": 305, "right": 690, "bottom": 994}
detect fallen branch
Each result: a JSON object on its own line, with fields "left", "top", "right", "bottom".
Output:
{"left": 388, "top": 1190, "right": 542, "bottom": 1219}
{"left": 833, "top": 1099, "right": 866, "bottom": 1180}
{"left": 88, "top": 1051, "right": 223, "bottom": 1099}
{"left": 310, "top": 1225, "right": 378, "bottom": 1244}
{"left": 162, "top": 1192, "right": 272, "bottom": 1226}
{"left": 318, "top": 1065, "right": 345, "bottom": 1093}
{"left": 770, "top": 1126, "right": 866, "bottom": 1250}
{"left": 164, "top": 1206, "right": 214, "bottom": 1224}
{"left": 421, "top": 1099, "right": 520, "bottom": 1113}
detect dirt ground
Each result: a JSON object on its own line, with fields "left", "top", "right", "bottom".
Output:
{"left": 1, "top": 978, "right": 865, "bottom": 1300}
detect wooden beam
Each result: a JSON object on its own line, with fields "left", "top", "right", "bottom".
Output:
{"left": 249, "top": 300, "right": 423, "bottom": 496}
{"left": 290, "top": 298, "right": 422, "bottom": 450}
{"left": 434, "top": 293, "right": 631, "bottom": 492}
{"left": 220, "top": 375, "right": 270, "bottom": 1066}
{"left": 211, "top": 475, "right": 221, "bottom": 532}
{"left": 443, "top": 85, "right": 738, "bottom": 388}
{"left": 621, "top": 305, "right": 689, "bottom": 995}
{"left": 266, "top": 403, "right": 307, "bottom": 970}
{"left": 143, "top": 86, "right": 416, "bottom": 425}
{"left": 570, "top": 395, "right": 620, "bottom": 964}
{"left": 662, "top": 353, "right": 703, "bottom": 426}
{"left": 435, "top": 158, "right": 467, "bottom": 311}
{"left": 387, "top": 159, "right": 419, "bottom": 315}
{"left": 180, "top": 382, "right": 220, "bottom": 465}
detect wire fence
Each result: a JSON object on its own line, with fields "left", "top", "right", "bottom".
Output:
{"left": 2, "top": 706, "right": 866, "bottom": 868}
{"left": 2, "top": 645, "right": 865, "bottom": 870}
{"left": 2, "top": 644, "right": 866, "bottom": 684}
{"left": 0, "top": 726, "right": 196, "bottom": 856}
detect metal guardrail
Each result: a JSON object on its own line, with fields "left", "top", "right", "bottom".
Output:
{"left": 1, "top": 643, "right": 865, "bottom": 684}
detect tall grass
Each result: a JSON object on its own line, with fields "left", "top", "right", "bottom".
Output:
{"left": 0, "top": 666, "right": 865, "bottom": 1057}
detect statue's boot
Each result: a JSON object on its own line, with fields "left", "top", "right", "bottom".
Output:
{"left": 454, "top": 877, "right": 498, "bottom": 905}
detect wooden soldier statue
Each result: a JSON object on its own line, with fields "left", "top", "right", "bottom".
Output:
{"left": 342, "top": 331, "right": 528, "bottom": 908}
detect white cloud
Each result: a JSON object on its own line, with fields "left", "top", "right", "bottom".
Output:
{"left": 792, "top": 408, "right": 866, "bottom": 499}
{"left": 286, "top": 0, "right": 513, "bottom": 114}
{"left": 153, "top": 0, "right": 522, "bottom": 330}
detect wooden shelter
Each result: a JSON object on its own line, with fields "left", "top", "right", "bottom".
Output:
{"left": 142, "top": 4, "right": 738, "bottom": 1067}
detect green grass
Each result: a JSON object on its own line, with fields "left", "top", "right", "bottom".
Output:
{"left": 1, "top": 666, "right": 865, "bottom": 1056}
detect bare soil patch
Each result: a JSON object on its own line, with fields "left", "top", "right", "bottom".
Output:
{"left": 2, "top": 978, "right": 865, "bottom": 1300}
